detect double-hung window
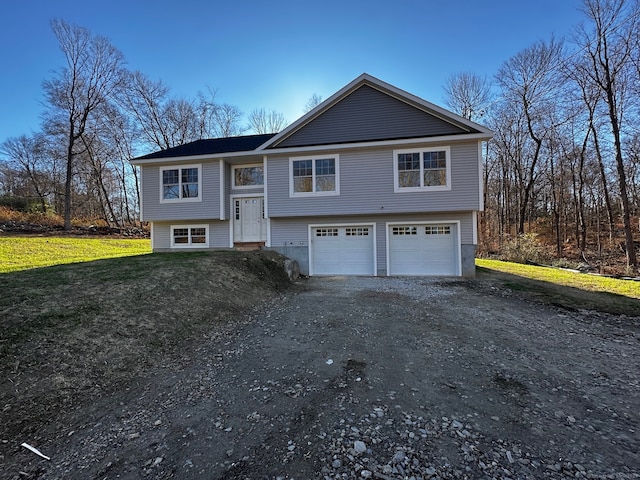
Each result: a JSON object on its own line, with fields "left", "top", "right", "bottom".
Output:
{"left": 290, "top": 155, "right": 339, "bottom": 197}
{"left": 160, "top": 165, "right": 201, "bottom": 202}
{"left": 393, "top": 147, "right": 450, "bottom": 192}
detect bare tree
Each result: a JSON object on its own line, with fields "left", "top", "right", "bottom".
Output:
{"left": 496, "top": 38, "right": 566, "bottom": 234}
{"left": 43, "top": 19, "right": 125, "bottom": 229}
{"left": 567, "top": 56, "right": 617, "bottom": 242}
{"left": 248, "top": 108, "right": 287, "bottom": 134}
{"left": 0, "top": 134, "right": 56, "bottom": 213}
{"left": 443, "top": 72, "right": 493, "bottom": 121}
{"left": 99, "top": 101, "right": 140, "bottom": 225}
{"left": 575, "top": 0, "right": 639, "bottom": 268}
{"left": 119, "top": 71, "right": 172, "bottom": 150}
{"left": 211, "top": 104, "right": 245, "bottom": 137}
{"left": 195, "top": 87, "right": 220, "bottom": 139}
{"left": 119, "top": 71, "right": 199, "bottom": 150}
{"left": 304, "top": 93, "right": 323, "bottom": 113}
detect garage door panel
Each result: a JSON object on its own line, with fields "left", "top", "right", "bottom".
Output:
{"left": 389, "top": 223, "right": 458, "bottom": 276}
{"left": 312, "top": 226, "right": 375, "bottom": 276}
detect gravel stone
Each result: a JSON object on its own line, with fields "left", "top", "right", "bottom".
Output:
{"left": 9, "top": 276, "right": 639, "bottom": 480}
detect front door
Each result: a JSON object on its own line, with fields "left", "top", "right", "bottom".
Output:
{"left": 233, "top": 197, "right": 266, "bottom": 243}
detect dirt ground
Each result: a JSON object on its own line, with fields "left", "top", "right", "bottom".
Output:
{"left": 2, "top": 267, "right": 639, "bottom": 479}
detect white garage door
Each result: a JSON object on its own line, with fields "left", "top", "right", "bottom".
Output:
{"left": 388, "top": 223, "right": 458, "bottom": 276}
{"left": 311, "top": 225, "right": 375, "bottom": 275}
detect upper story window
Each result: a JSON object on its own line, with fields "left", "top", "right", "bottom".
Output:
{"left": 290, "top": 155, "right": 339, "bottom": 197}
{"left": 393, "top": 147, "right": 450, "bottom": 192}
{"left": 233, "top": 165, "right": 264, "bottom": 188}
{"left": 160, "top": 164, "right": 202, "bottom": 203}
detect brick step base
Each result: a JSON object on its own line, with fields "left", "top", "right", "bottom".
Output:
{"left": 234, "top": 242, "right": 265, "bottom": 251}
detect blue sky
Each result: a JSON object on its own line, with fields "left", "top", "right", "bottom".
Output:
{"left": 0, "top": 0, "right": 585, "bottom": 144}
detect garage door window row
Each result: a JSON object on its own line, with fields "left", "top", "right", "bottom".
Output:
{"left": 316, "top": 228, "right": 338, "bottom": 237}
{"left": 346, "top": 227, "right": 369, "bottom": 236}
{"left": 392, "top": 226, "right": 417, "bottom": 235}
{"left": 425, "top": 226, "right": 451, "bottom": 235}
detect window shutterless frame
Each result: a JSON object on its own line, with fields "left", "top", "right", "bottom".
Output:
{"left": 393, "top": 147, "right": 451, "bottom": 192}
{"left": 159, "top": 164, "right": 202, "bottom": 203}
{"left": 232, "top": 164, "right": 264, "bottom": 189}
{"left": 170, "top": 224, "right": 209, "bottom": 248}
{"left": 289, "top": 155, "right": 340, "bottom": 197}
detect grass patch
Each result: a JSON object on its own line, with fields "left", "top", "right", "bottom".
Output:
{"left": 0, "top": 236, "right": 152, "bottom": 273}
{"left": 476, "top": 258, "right": 640, "bottom": 316}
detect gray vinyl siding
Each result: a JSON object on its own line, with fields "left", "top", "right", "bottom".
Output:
{"left": 151, "top": 220, "right": 230, "bottom": 250}
{"left": 268, "top": 212, "right": 475, "bottom": 275}
{"left": 230, "top": 187, "right": 264, "bottom": 196}
{"left": 266, "top": 141, "right": 481, "bottom": 218}
{"left": 274, "top": 85, "right": 469, "bottom": 148}
{"left": 210, "top": 221, "right": 231, "bottom": 247}
{"left": 141, "top": 161, "right": 222, "bottom": 222}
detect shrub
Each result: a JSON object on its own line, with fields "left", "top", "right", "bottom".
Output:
{"left": 0, "top": 205, "right": 63, "bottom": 227}
{"left": 499, "top": 233, "right": 546, "bottom": 265}
{"left": 0, "top": 195, "right": 30, "bottom": 212}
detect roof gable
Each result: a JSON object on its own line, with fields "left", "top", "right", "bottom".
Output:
{"left": 262, "top": 74, "right": 491, "bottom": 150}
{"left": 131, "top": 74, "right": 493, "bottom": 163}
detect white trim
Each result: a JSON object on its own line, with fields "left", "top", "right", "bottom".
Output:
{"left": 478, "top": 141, "right": 485, "bottom": 212}
{"left": 219, "top": 160, "right": 225, "bottom": 220}
{"left": 289, "top": 154, "right": 340, "bottom": 197}
{"left": 130, "top": 133, "right": 493, "bottom": 166}
{"left": 262, "top": 156, "right": 269, "bottom": 217}
{"left": 263, "top": 155, "right": 271, "bottom": 247}
{"left": 308, "top": 222, "right": 377, "bottom": 276}
{"left": 231, "top": 163, "right": 265, "bottom": 189}
{"left": 393, "top": 146, "right": 451, "bottom": 193}
{"left": 472, "top": 211, "right": 478, "bottom": 245}
{"left": 159, "top": 164, "right": 202, "bottom": 204}
{"left": 138, "top": 165, "right": 144, "bottom": 222}
{"left": 170, "top": 224, "right": 210, "bottom": 249}
{"left": 385, "top": 220, "right": 461, "bottom": 276}
{"left": 150, "top": 222, "right": 154, "bottom": 250}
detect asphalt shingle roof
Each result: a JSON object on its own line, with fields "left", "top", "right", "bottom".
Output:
{"left": 134, "top": 133, "right": 276, "bottom": 160}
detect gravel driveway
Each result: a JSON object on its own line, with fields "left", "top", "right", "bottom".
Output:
{"left": 19, "top": 276, "right": 640, "bottom": 479}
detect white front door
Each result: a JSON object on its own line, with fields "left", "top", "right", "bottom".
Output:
{"left": 233, "top": 197, "right": 266, "bottom": 242}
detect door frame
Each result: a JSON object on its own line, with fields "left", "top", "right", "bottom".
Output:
{"left": 230, "top": 194, "right": 267, "bottom": 245}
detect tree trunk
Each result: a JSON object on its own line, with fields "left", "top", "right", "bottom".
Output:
{"left": 605, "top": 90, "right": 637, "bottom": 268}
{"left": 64, "top": 129, "right": 75, "bottom": 230}
{"left": 590, "top": 125, "right": 615, "bottom": 241}
{"left": 517, "top": 138, "right": 542, "bottom": 234}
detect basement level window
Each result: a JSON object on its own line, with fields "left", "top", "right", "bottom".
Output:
{"left": 171, "top": 225, "right": 209, "bottom": 248}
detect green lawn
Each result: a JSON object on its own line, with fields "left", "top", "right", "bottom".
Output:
{"left": 476, "top": 258, "right": 640, "bottom": 316}
{"left": 0, "top": 236, "right": 152, "bottom": 273}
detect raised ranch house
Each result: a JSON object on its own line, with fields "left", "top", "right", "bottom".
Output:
{"left": 131, "top": 74, "right": 493, "bottom": 276}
